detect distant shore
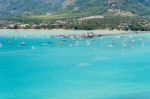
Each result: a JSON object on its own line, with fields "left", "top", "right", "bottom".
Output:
{"left": 0, "top": 29, "right": 148, "bottom": 38}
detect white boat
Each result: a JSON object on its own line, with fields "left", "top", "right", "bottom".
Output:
{"left": 107, "top": 44, "right": 113, "bottom": 48}
{"left": 20, "top": 42, "right": 26, "bottom": 46}
{"left": 0, "top": 44, "right": 3, "bottom": 48}
{"left": 41, "top": 43, "right": 48, "bottom": 46}
{"left": 31, "top": 46, "right": 35, "bottom": 49}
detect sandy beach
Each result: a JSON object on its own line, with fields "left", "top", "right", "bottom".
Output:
{"left": 0, "top": 29, "right": 136, "bottom": 38}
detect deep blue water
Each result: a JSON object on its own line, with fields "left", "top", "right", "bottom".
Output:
{"left": 0, "top": 33, "right": 150, "bottom": 99}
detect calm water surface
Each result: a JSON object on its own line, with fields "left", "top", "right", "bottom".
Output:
{"left": 0, "top": 32, "right": 150, "bottom": 99}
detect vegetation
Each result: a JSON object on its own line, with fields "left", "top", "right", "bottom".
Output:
{"left": 3, "top": 16, "right": 150, "bottom": 31}
{"left": 1, "top": 0, "right": 150, "bottom": 19}
{"left": 1, "top": 0, "right": 150, "bottom": 31}
{"left": 52, "top": 16, "right": 150, "bottom": 31}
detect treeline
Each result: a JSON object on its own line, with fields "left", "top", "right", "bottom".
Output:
{"left": 4, "top": 16, "right": 150, "bottom": 31}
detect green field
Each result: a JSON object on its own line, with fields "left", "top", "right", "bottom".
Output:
{"left": 29, "top": 6, "right": 107, "bottom": 20}
{"left": 29, "top": 11, "right": 89, "bottom": 20}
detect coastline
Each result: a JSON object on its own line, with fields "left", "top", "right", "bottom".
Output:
{"left": 0, "top": 29, "right": 148, "bottom": 38}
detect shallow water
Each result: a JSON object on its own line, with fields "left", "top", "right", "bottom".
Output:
{"left": 0, "top": 32, "right": 150, "bottom": 99}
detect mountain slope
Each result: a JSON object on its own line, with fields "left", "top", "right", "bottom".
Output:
{"left": 0, "top": 0, "right": 150, "bottom": 18}
{"left": 0, "top": 0, "right": 63, "bottom": 16}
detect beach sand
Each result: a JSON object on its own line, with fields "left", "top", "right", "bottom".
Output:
{"left": 0, "top": 29, "right": 135, "bottom": 38}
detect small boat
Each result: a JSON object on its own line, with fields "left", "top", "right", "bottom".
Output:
{"left": 132, "top": 39, "right": 135, "bottom": 42}
{"left": 70, "top": 36, "right": 75, "bottom": 39}
{"left": 142, "top": 43, "right": 145, "bottom": 46}
{"left": 111, "top": 42, "right": 116, "bottom": 45}
{"left": 86, "top": 42, "right": 91, "bottom": 46}
{"left": 58, "top": 42, "right": 64, "bottom": 45}
{"left": 0, "top": 44, "right": 3, "bottom": 48}
{"left": 20, "top": 42, "right": 26, "bottom": 46}
{"left": 122, "top": 43, "right": 127, "bottom": 47}
{"left": 31, "top": 46, "right": 35, "bottom": 49}
{"left": 7, "top": 41, "right": 12, "bottom": 44}
{"left": 40, "top": 43, "right": 48, "bottom": 46}
{"left": 107, "top": 44, "right": 113, "bottom": 48}
{"left": 75, "top": 43, "right": 79, "bottom": 46}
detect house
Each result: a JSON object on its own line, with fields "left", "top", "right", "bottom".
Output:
{"left": 77, "top": 15, "right": 104, "bottom": 21}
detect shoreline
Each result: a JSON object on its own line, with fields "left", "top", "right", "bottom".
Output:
{"left": 0, "top": 29, "right": 149, "bottom": 38}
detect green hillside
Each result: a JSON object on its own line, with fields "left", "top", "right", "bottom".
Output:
{"left": 1, "top": 0, "right": 150, "bottom": 20}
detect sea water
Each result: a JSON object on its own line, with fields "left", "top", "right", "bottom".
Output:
{"left": 0, "top": 32, "right": 150, "bottom": 99}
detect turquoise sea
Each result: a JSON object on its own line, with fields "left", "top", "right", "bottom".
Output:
{"left": 0, "top": 31, "right": 150, "bottom": 99}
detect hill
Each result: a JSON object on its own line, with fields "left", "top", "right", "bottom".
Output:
{"left": 0, "top": 0, "right": 150, "bottom": 19}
